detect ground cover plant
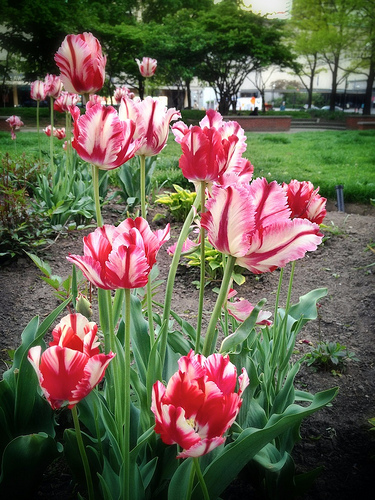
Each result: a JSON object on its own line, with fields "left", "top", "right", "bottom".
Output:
{"left": 1, "top": 31, "right": 374, "bottom": 500}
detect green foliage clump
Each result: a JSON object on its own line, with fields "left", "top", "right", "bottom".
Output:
{"left": 305, "top": 341, "right": 359, "bottom": 373}
{"left": 0, "top": 154, "right": 52, "bottom": 262}
{"left": 156, "top": 184, "right": 197, "bottom": 221}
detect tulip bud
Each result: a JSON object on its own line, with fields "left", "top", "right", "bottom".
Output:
{"left": 75, "top": 292, "right": 93, "bottom": 319}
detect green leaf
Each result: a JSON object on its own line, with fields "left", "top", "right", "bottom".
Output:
{"left": 168, "top": 457, "right": 193, "bottom": 500}
{"left": 220, "top": 299, "right": 267, "bottom": 354}
{"left": 191, "top": 387, "right": 338, "bottom": 500}
{"left": 0, "top": 433, "right": 60, "bottom": 497}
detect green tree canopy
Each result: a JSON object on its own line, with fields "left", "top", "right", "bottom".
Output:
{"left": 194, "top": 0, "right": 296, "bottom": 114}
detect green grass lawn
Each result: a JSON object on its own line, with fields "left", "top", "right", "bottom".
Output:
{"left": 1, "top": 128, "right": 374, "bottom": 204}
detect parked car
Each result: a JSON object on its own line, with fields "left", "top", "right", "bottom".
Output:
{"left": 321, "top": 105, "right": 343, "bottom": 111}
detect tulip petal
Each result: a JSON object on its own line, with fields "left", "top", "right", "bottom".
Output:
{"left": 237, "top": 219, "right": 322, "bottom": 274}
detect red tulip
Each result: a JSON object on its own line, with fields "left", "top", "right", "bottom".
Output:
{"left": 282, "top": 179, "right": 327, "bottom": 225}
{"left": 136, "top": 57, "right": 157, "bottom": 78}
{"left": 45, "top": 74, "right": 63, "bottom": 99}
{"left": 54, "top": 91, "right": 79, "bottom": 113}
{"left": 201, "top": 178, "right": 323, "bottom": 274}
{"left": 119, "top": 96, "right": 180, "bottom": 157}
{"left": 28, "top": 313, "right": 114, "bottom": 410}
{"left": 30, "top": 80, "right": 48, "bottom": 101}
{"left": 54, "top": 32, "right": 106, "bottom": 95}
{"left": 70, "top": 102, "right": 139, "bottom": 170}
{"left": 67, "top": 217, "right": 170, "bottom": 290}
{"left": 172, "top": 109, "right": 252, "bottom": 185}
{"left": 151, "top": 350, "right": 249, "bottom": 458}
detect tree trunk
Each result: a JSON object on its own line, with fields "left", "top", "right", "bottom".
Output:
{"left": 329, "top": 56, "right": 339, "bottom": 111}
{"left": 363, "top": 60, "right": 375, "bottom": 115}
{"left": 185, "top": 79, "right": 192, "bottom": 109}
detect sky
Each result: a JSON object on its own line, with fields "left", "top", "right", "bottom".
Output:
{"left": 243, "top": 0, "right": 290, "bottom": 18}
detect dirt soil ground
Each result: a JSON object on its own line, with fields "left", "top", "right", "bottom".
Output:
{"left": 0, "top": 200, "right": 374, "bottom": 499}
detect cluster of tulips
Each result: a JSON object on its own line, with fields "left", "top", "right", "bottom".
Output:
{"left": 2, "top": 31, "right": 336, "bottom": 500}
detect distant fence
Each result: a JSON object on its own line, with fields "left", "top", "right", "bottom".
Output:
{"left": 225, "top": 115, "right": 292, "bottom": 132}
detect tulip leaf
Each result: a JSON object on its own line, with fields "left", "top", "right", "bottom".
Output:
{"left": 220, "top": 299, "right": 267, "bottom": 354}
{"left": 280, "top": 288, "right": 328, "bottom": 333}
{"left": 168, "top": 457, "right": 193, "bottom": 500}
{"left": 191, "top": 387, "right": 338, "bottom": 500}
{"left": 0, "top": 432, "right": 61, "bottom": 497}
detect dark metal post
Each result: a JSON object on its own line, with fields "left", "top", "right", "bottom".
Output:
{"left": 335, "top": 184, "right": 345, "bottom": 212}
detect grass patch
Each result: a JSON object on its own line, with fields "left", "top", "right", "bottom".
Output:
{"left": 1, "top": 128, "right": 374, "bottom": 204}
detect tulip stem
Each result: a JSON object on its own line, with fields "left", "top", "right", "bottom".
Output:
{"left": 49, "top": 96, "right": 55, "bottom": 179}
{"left": 139, "top": 154, "right": 155, "bottom": 346}
{"left": 123, "top": 288, "right": 131, "bottom": 500}
{"left": 140, "top": 154, "right": 146, "bottom": 218}
{"left": 92, "top": 164, "right": 103, "bottom": 227}
{"left": 36, "top": 100, "right": 41, "bottom": 162}
{"left": 71, "top": 405, "right": 94, "bottom": 500}
{"left": 202, "top": 254, "right": 236, "bottom": 356}
{"left": 160, "top": 185, "right": 202, "bottom": 367}
{"left": 193, "top": 457, "right": 210, "bottom": 500}
{"left": 195, "top": 180, "right": 206, "bottom": 352}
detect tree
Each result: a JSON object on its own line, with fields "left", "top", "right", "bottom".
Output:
{"left": 194, "top": 0, "right": 296, "bottom": 115}
{"left": 350, "top": 0, "right": 375, "bottom": 115}
{"left": 291, "top": 0, "right": 360, "bottom": 112}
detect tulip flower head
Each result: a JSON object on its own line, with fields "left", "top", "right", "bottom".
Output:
{"left": 28, "top": 313, "right": 115, "bottom": 410}
{"left": 67, "top": 217, "right": 170, "bottom": 290}
{"left": 54, "top": 91, "right": 79, "bottom": 113}
{"left": 6, "top": 115, "right": 24, "bottom": 140}
{"left": 30, "top": 80, "right": 48, "bottom": 101}
{"left": 119, "top": 95, "right": 180, "bottom": 157}
{"left": 54, "top": 32, "right": 107, "bottom": 95}
{"left": 136, "top": 57, "right": 157, "bottom": 78}
{"left": 151, "top": 350, "right": 249, "bottom": 458}
{"left": 282, "top": 179, "right": 327, "bottom": 225}
{"left": 226, "top": 289, "right": 272, "bottom": 326}
{"left": 44, "top": 125, "right": 66, "bottom": 140}
{"left": 114, "top": 86, "right": 135, "bottom": 104}
{"left": 171, "top": 109, "right": 252, "bottom": 186}
{"left": 201, "top": 178, "right": 323, "bottom": 274}
{"left": 45, "top": 74, "right": 63, "bottom": 99}
{"left": 70, "top": 102, "right": 139, "bottom": 170}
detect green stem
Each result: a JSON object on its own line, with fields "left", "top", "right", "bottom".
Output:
{"left": 160, "top": 186, "right": 201, "bottom": 366}
{"left": 123, "top": 288, "right": 131, "bottom": 500}
{"left": 202, "top": 254, "right": 236, "bottom": 356}
{"left": 186, "top": 460, "right": 196, "bottom": 500}
{"left": 37, "top": 100, "right": 41, "bottom": 162}
{"left": 92, "top": 164, "right": 103, "bottom": 227}
{"left": 193, "top": 457, "right": 210, "bottom": 500}
{"left": 285, "top": 260, "right": 296, "bottom": 312}
{"left": 140, "top": 154, "right": 146, "bottom": 218}
{"left": 71, "top": 405, "right": 94, "bottom": 500}
{"left": 49, "top": 96, "right": 55, "bottom": 179}
{"left": 195, "top": 180, "right": 206, "bottom": 352}
{"left": 66, "top": 112, "right": 72, "bottom": 175}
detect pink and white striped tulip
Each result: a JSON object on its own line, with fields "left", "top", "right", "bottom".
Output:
{"left": 114, "top": 86, "right": 135, "bottom": 104}
{"left": 136, "top": 57, "right": 157, "bottom": 78}
{"left": 67, "top": 217, "right": 170, "bottom": 290}
{"left": 44, "top": 74, "right": 63, "bottom": 99}
{"left": 201, "top": 178, "right": 323, "bottom": 274}
{"left": 119, "top": 95, "right": 180, "bottom": 157}
{"left": 282, "top": 179, "right": 327, "bottom": 225}
{"left": 54, "top": 91, "right": 79, "bottom": 113}
{"left": 30, "top": 80, "right": 48, "bottom": 101}
{"left": 44, "top": 125, "right": 66, "bottom": 140}
{"left": 226, "top": 289, "right": 272, "bottom": 326}
{"left": 54, "top": 32, "right": 106, "bottom": 95}
{"left": 28, "top": 314, "right": 114, "bottom": 410}
{"left": 151, "top": 350, "right": 249, "bottom": 458}
{"left": 172, "top": 109, "right": 252, "bottom": 185}
{"left": 6, "top": 115, "right": 24, "bottom": 139}
{"left": 70, "top": 102, "right": 139, "bottom": 170}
